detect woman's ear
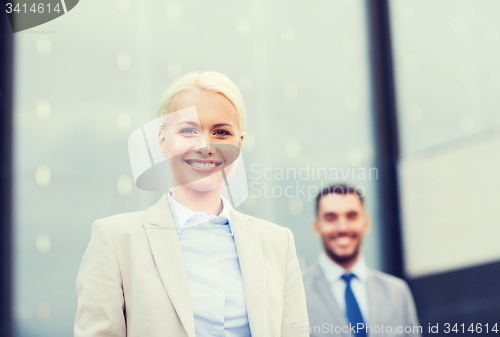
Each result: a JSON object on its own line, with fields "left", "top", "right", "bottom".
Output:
{"left": 238, "top": 135, "right": 244, "bottom": 150}
{"left": 158, "top": 129, "right": 169, "bottom": 158}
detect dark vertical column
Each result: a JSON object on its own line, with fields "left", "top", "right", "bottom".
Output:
{"left": 365, "top": 0, "right": 403, "bottom": 278}
{"left": 0, "top": 6, "right": 13, "bottom": 337}
{"left": 365, "top": 2, "right": 500, "bottom": 334}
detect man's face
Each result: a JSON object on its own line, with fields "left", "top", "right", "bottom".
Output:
{"left": 314, "top": 193, "right": 369, "bottom": 267}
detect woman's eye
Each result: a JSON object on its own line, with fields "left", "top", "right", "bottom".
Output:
{"left": 213, "top": 129, "right": 231, "bottom": 137}
{"left": 180, "top": 128, "right": 197, "bottom": 135}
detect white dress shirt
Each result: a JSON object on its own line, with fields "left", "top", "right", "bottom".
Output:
{"left": 167, "top": 192, "right": 251, "bottom": 337}
{"left": 318, "top": 251, "right": 370, "bottom": 324}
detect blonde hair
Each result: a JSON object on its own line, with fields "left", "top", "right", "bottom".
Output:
{"left": 157, "top": 71, "right": 247, "bottom": 136}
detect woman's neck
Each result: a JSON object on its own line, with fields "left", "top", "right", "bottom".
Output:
{"left": 171, "top": 185, "right": 223, "bottom": 216}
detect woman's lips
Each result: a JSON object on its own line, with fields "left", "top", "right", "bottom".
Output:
{"left": 184, "top": 160, "right": 223, "bottom": 173}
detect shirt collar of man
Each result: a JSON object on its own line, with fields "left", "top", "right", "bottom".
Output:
{"left": 318, "top": 251, "right": 368, "bottom": 284}
{"left": 166, "top": 192, "right": 234, "bottom": 236}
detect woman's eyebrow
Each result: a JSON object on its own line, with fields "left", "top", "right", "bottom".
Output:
{"left": 212, "top": 123, "right": 234, "bottom": 129}
{"left": 177, "top": 121, "right": 200, "bottom": 127}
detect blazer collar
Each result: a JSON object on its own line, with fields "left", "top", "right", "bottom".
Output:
{"left": 318, "top": 252, "right": 369, "bottom": 283}
{"left": 142, "top": 194, "right": 196, "bottom": 337}
{"left": 224, "top": 209, "right": 268, "bottom": 337}
{"left": 310, "top": 264, "right": 351, "bottom": 336}
{"left": 366, "top": 270, "right": 381, "bottom": 328}
{"left": 312, "top": 263, "right": 382, "bottom": 332}
{"left": 166, "top": 192, "right": 235, "bottom": 235}
{"left": 143, "top": 194, "right": 267, "bottom": 337}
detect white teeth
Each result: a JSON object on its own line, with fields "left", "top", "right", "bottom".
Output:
{"left": 188, "top": 162, "right": 214, "bottom": 170}
{"left": 336, "top": 237, "right": 352, "bottom": 245}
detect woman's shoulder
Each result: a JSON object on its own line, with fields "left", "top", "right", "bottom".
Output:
{"left": 92, "top": 210, "right": 149, "bottom": 235}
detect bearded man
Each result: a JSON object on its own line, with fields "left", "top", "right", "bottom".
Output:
{"left": 302, "top": 184, "right": 421, "bottom": 337}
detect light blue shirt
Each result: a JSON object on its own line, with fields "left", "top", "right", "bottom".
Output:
{"left": 167, "top": 192, "right": 251, "bottom": 337}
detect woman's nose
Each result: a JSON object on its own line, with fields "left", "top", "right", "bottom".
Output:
{"left": 195, "top": 134, "right": 218, "bottom": 156}
{"left": 194, "top": 132, "right": 208, "bottom": 150}
{"left": 199, "top": 143, "right": 217, "bottom": 155}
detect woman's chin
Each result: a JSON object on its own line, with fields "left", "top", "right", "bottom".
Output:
{"left": 182, "top": 176, "right": 224, "bottom": 193}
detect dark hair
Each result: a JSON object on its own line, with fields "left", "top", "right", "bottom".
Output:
{"left": 315, "top": 184, "right": 364, "bottom": 216}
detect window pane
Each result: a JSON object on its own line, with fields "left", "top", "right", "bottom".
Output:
{"left": 390, "top": 0, "right": 500, "bottom": 277}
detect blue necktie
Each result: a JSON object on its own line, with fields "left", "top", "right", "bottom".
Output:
{"left": 341, "top": 273, "right": 366, "bottom": 337}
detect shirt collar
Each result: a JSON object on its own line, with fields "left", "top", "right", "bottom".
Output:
{"left": 166, "top": 192, "right": 234, "bottom": 236}
{"left": 318, "top": 251, "right": 368, "bottom": 283}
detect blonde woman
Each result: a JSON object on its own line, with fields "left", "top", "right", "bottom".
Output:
{"left": 74, "top": 71, "right": 309, "bottom": 337}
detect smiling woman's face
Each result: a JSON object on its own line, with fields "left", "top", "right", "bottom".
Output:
{"left": 158, "top": 88, "right": 243, "bottom": 192}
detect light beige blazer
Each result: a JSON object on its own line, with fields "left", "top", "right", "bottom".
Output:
{"left": 74, "top": 194, "right": 309, "bottom": 337}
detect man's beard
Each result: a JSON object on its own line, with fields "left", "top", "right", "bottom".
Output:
{"left": 323, "top": 237, "right": 360, "bottom": 266}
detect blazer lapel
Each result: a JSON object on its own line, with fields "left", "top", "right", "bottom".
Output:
{"left": 312, "top": 265, "right": 351, "bottom": 337}
{"left": 142, "top": 194, "right": 196, "bottom": 337}
{"left": 367, "top": 271, "right": 381, "bottom": 329}
{"left": 230, "top": 210, "right": 268, "bottom": 337}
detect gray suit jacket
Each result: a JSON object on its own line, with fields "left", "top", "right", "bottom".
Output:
{"left": 303, "top": 264, "right": 421, "bottom": 337}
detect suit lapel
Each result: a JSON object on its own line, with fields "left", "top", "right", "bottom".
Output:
{"left": 367, "top": 271, "right": 381, "bottom": 329}
{"left": 230, "top": 210, "right": 268, "bottom": 337}
{"left": 311, "top": 265, "right": 351, "bottom": 337}
{"left": 142, "top": 194, "right": 196, "bottom": 337}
